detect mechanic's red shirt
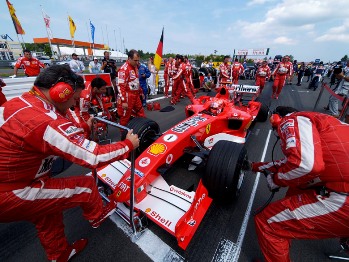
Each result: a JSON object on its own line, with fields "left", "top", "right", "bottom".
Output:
{"left": 231, "top": 62, "right": 244, "bottom": 75}
{"left": 117, "top": 60, "right": 140, "bottom": 102}
{"left": 15, "top": 57, "right": 45, "bottom": 76}
{"left": 256, "top": 64, "right": 271, "bottom": 78}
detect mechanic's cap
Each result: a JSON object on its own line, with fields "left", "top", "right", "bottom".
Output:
{"left": 72, "top": 53, "right": 78, "bottom": 57}
{"left": 93, "top": 57, "right": 98, "bottom": 60}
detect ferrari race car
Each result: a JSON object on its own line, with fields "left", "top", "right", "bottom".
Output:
{"left": 93, "top": 84, "right": 269, "bottom": 249}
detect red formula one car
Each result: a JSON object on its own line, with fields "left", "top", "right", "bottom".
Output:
{"left": 94, "top": 84, "right": 269, "bottom": 249}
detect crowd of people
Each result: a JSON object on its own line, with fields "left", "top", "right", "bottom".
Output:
{"left": 1, "top": 49, "right": 349, "bottom": 261}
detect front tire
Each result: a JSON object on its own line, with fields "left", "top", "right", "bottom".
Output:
{"left": 121, "top": 117, "right": 160, "bottom": 157}
{"left": 203, "top": 141, "right": 247, "bottom": 203}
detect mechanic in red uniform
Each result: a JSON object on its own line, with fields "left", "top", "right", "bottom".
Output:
{"left": 164, "top": 57, "right": 174, "bottom": 97}
{"left": 0, "top": 77, "right": 6, "bottom": 106}
{"left": 117, "top": 49, "right": 145, "bottom": 126}
{"left": 231, "top": 58, "right": 245, "bottom": 84}
{"left": 13, "top": 49, "right": 46, "bottom": 77}
{"left": 246, "top": 106, "right": 349, "bottom": 262}
{"left": 68, "top": 77, "right": 111, "bottom": 137}
{"left": 271, "top": 55, "right": 293, "bottom": 99}
{"left": 184, "top": 56, "right": 197, "bottom": 94}
{"left": 255, "top": 60, "right": 271, "bottom": 92}
{"left": 219, "top": 55, "right": 231, "bottom": 85}
{"left": 170, "top": 55, "right": 195, "bottom": 105}
{"left": 0, "top": 65, "right": 139, "bottom": 262}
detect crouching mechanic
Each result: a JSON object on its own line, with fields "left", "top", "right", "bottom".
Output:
{"left": 244, "top": 106, "right": 349, "bottom": 262}
{"left": 68, "top": 77, "right": 112, "bottom": 137}
{"left": 0, "top": 65, "right": 139, "bottom": 262}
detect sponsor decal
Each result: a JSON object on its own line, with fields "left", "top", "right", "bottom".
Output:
{"left": 171, "top": 116, "right": 207, "bottom": 133}
{"left": 170, "top": 186, "right": 192, "bottom": 200}
{"left": 280, "top": 119, "right": 295, "bottom": 133}
{"left": 119, "top": 182, "right": 130, "bottom": 192}
{"left": 286, "top": 137, "right": 296, "bottom": 149}
{"left": 146, "top": 209, "right": 172, "bottom": 228}
{"left": 130, "top": 70, "right": 136, "bottom": 78}
{"left": 70, "top": 134, "right": 84, "bottom": 146}
{"left": 187, "top": 219, "right": 196, "bottom": 227}
{"left": 103, "top": 176, "right": 118, "bottom": 189}
{"left": 283, "top": 127, "right": 295, "bottom": 139}
{"left": 58, "top": 88, "right": 72, "bottom": 100}
{"left": 208, "top": 137, "right": 214, "bottom": 145}
{"left": 118, "top": 71, "right": 125, "bottom": 80}
{"left": 125, "top": 169, "right": 145, "bottom": 178}
{"left": 58, "top": 123, "right": 81, "bottom": 136}
{"left": 194, "top": 193, "right": 206, "bottom": 212}
{"left": 116, "top": 191, "right": 121, "bottom": 197}
{"left": 101, "top": 174, "right": 106, "bottom": 177}
{"left": 139, "top": 157, "right": 150, "bottom": 167}
{"left": 145, "top": 208, "right": 151, "bottom": 213}
{"left": 231, "top": 84, "right": 259, "bottom": 93}
{"left": 81, "top": 139, "right": 96, "bottom": 152}
{"left": 163, "top": 134, "right": 178, "bottom": 142}
{"left": 148, "top": 143, "right": 167, "bottom": 156}
{"left": 166, "top": 154, "right": 173, "bottom": 164}
{"left": 206, "top": 124, "right": 211, "bottom": 134}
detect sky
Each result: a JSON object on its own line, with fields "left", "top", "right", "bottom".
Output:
{"left": 1, "top": 0, "right": 349, "bottom": 62}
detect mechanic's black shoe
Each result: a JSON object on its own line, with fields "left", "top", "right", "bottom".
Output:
{"left": 56, "top": 239, "right": 88, "bottom": 262}
{"left": 90, "top": 201, "right": 116, "bottom": 228}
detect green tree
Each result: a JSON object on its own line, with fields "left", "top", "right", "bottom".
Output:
{"left": 341, "top": 55, "right": 348, "bottom": 62}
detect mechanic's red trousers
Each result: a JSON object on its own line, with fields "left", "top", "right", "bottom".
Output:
{"left": 0, "top": 175, "right": 103, "bottom": 260}
{"left": 272, "top": 74, "right": 287, "bottom": 96}
{"left": 0, "top": 90, "right": 7, "bottom": 106}
{"left": 254, "top": 189, "right": 349, "bottom": 262}
{"left": 255, "top": 76, "right": 267, "bottom": 91}
{"left": 232, "top": 71, "right": 239, "bottom": 84}
{"left": 172, "top": 79, "right": 195, "bottom": 104}
{"left": 117, "top": 90, "right": 145, "bottom": 126}
{"left": 164, "top": 73, "right": 169, "bottom": 96}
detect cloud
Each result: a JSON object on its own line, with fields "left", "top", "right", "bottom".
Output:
{"left": 247, "top": 0, "right": 275, "bottom": 7}
{"left": 274, "top": 36, "right": 296, "bottom": 45}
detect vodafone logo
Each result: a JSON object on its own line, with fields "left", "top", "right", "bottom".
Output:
{"left": 139, "top": 157, "right": 150, "bottom": 167}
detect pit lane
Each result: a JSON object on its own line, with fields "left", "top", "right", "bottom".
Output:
{"left": 0, "top": 77, "right": 342, "bottom": 262}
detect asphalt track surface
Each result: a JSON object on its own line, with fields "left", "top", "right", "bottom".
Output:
{"left": 0, "top": 76, "right": 345, "bottom": 262}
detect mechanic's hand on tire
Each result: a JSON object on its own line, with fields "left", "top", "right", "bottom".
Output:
{"left": 126, "top": 129, "right": 140, "bottom": 149}
{"left": 241, "top": 159, "right": 252, "bottom": 171}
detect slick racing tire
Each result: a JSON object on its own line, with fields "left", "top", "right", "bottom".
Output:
{"left": 255, "top": 97, "right": 269, "bottom": 122}
{"left": 203, "top": 140, "right": 247, "bottom": 203}
{"left": 121, "top": 117, "right": 160, "bottom": 157}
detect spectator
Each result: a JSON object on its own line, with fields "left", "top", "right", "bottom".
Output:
{"left": 117, "top": 49, "right": 145, "bottom": 126}
{"left": 12, "top": 49, "right": 46, "bottom": 77}
{"left": 101, "top": 51, "right": 117, "bottom": 90}
{"left": 0, "top": 77, "right": 6, "bottom": 106}
{"left": 296, "top": 62, "right": 306, "bottom": 86}
{"left": 69, "top": 53, "right": 85, "bottom": 74}
{"left": 0, "top": 64, "right": 139, "bottom": 261}
{"left": 203, "top": 73, "right": 214, "bottom": 91}
{"left": 327, "top": 62, "right": 349, "bottom": 117}
{"left": 139, "top": 62, "right": 151, "bottom": 107}
{"left": 245, "top": 106, "right": 349, "bottom": 262}
{"left": 304, "top": 63, "right": 313, "bottom": 82}
{"left": 147, "top": 57, "right": 157, "bottom": 96}
{"left": 288, "top": 59, "right": 298, "bottom": 85}
{"left": 89, "top": 57, "right": 102, "bottom": 74}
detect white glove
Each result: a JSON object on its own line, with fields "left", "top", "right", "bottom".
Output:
{"left": 9, "top": 75, "right": 17, "bottom": 78}
{"left": 266, "top": 174, "right": 279, "bottom": 192}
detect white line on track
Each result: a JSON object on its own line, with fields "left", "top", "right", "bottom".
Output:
{"left": 212, "top": 129, "right": 272, "bottom": 262}
{"left": 109, "top": 214, "right": 184, "bottom": 262}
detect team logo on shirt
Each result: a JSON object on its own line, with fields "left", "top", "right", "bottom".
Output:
{"left": 58, "top": 123, "right": 82, "bottom": 136}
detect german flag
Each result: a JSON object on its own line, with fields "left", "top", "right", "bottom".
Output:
{"left": 153, "top": 28, "right": 164, "bottom": 87}
{"left": 6, "top": 0, "right": 25, "bottom": 35}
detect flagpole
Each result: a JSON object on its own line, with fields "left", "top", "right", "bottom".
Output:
{"left": 106, "top": 25, "right": 110, "bottom": 50}
{"left": 41, "top": 6, "right": 54, "bottom": 58}
{"left": 113, "top": 29, "right": 118, "bottom": 52}
{"left": 20, "top": 34, "right": 26, "bottom": 49}
{"left": 85, "top": 21, "right": 92, "bottom": 57}
{"left": 101, "top": 26, "right": 105, "bottom": 48}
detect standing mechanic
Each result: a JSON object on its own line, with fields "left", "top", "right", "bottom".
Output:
{"left": 255, "top": 60, "right": 271, "bottom": 92}
{"left": 271, "top": 55, "right": 293, "bottom": 99}
{"left": 0, "top": 65, "right": 139, "bottom": 262}
{"left": 117, "top": 49, "right": 145, "bottom": 126}
{"left": 245, "top": 106, "right": 349, "bottom": 262}
{"left": 219, "top": 55, "right": 231, "bottom": 85}
{"left": 231, "top": 58, "right": 245, "bottom": 84}
{"left": 12, "top": 49, "right": 46, "bottom": 77}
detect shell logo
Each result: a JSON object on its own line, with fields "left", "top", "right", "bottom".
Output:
{"left": 148, "top": 143, "right": 167, "bottom": 156}
{"left": 206, "top": 124, "right": 211, "bottom": 134}
{"left": 145, "top": 208, "right": 151, "bottom": 213}
{"left": 101, "top": 174, "right": 106, "bottom": 177}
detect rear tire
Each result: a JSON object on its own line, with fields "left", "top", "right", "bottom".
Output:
{"left": 255, "top": 97, "right": 270, "bottom": 122}
{"left": 121, "top": 117, "right": 160, "bottom": 157}
{"left": 203, "top": 141, "right": 247, "bottom": 203}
